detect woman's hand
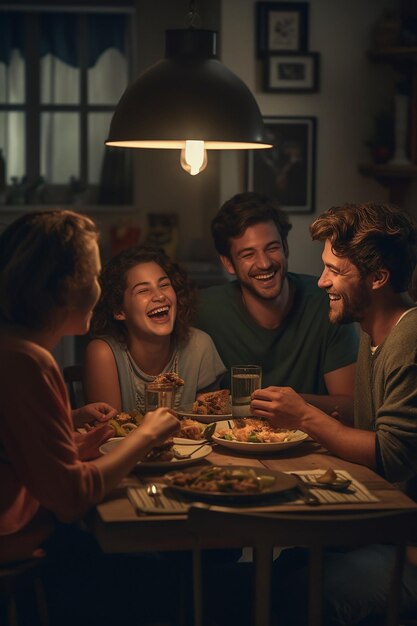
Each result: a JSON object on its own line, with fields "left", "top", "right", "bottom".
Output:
{"left": 74, "top": 422, "right": 115, "bottom": 460}
{"left": 138, "top": 407, "right": 180, "bottom": 448}
{"left": 250, "top": 386, "right": 309, "bottom": 429}
{"left": 72, "top": 403, "right": 118, "bottom": 429}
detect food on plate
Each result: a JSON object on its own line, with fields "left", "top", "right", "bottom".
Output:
{"left": 216, "top": 418, "right": 301, "bottom": 443}
{"left": 107, "top": 410, "right": 176, "bottom": 462}
{"left": 192, "top": 389, "right": 230, "bottom": 415}
{"left": 167, "top": 466, "right": 275, "bottom": 493}
{"left": 143, "top": 438, "right": 174, "bottom": 463}
{"left": 109, "top": 411, "right": 143, "bottom": 437}
{"left": 178, "top": 418, "right": 205, "bottom": 440}
{"left": 152, "top": 371, "right": 184, "bottom": 386}
{"left": 318, "top": 468, "right": 338, "bottom": 484}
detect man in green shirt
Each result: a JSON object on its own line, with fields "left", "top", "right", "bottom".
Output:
{"left": 196, "top": 191, "right": 358, "bottom": 422}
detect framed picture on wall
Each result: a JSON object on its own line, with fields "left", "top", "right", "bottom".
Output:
{"left": 256, "top": 2, "right": 309, "bottom": 56}
{"left": 247, "top": 116, "right": 317, "bottom": 213}
{"left": 264, "top": 52, "right": 319, "bottom": 92}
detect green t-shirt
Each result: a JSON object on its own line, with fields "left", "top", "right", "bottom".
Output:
{"left": 196, "top": 273, "right": 358, "bottom": 392}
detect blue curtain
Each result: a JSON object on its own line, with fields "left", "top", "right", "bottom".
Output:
{"left": 0, "top": 13, "right": 25, "bottom": 64}
{"left": 0, "top": 12, "right": 127, "bottom": 67}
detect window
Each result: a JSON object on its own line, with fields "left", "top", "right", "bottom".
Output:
{"left": 0, "top": 8, "right": 133, "bottom": 206}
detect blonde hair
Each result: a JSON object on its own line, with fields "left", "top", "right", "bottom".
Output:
{"left": 0, "top": 210, "right": 99, "bottom": 330}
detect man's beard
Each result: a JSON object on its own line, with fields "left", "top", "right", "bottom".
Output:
{"left": 329, "top": 283, "right": 370, "bottom": 325}
{"left": 237, "top": 260, "right": 287, "bottom": 302}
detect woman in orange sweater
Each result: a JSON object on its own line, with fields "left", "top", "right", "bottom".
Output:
{"left": 0, "top": 210, "right": 179, "bottom": 624}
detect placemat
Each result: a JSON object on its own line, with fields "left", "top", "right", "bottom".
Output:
{"left": 286, "top": 470, "right": 379, "bottom": 505}
{"left": 127, "top": 470, "right": 378, "bottom": 515}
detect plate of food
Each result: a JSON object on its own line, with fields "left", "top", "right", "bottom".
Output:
{"left": 177, "top": 390, "right": 232, "bottom": 423}
{"left": 99, "top": 437, "right": 212, "bottom": 469}
{"left": 174, "top": 419, "right": 217, "bottom": 444}
{"left": 107, "top": 411, "right": 216, "bottom": 444}
{"left": 212, "top": 419, "right": 309, "bottom": 453}
{"left": 165, "top": 465, "right": 298, "bottom": 502}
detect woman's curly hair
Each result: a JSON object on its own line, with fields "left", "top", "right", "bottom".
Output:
{"left": 91, "top": 246, "right": 196, "bottom": 346}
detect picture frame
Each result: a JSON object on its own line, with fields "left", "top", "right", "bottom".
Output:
{"left": 256, "top": 2, "right": 309, "bottom": 56}
{"left": 247, "top": 116, "right": 317, "bottom": 214}
{"left": 264, "top": 52, "right": 320, "bottom": 93}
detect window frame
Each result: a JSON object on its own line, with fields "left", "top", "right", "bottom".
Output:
{"left": 0, "top": 5, "right": 134, "bottom": 201}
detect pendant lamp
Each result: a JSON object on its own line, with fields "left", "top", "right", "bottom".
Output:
{"left": 106, "top": 28, "right": 272, "bottom": 175}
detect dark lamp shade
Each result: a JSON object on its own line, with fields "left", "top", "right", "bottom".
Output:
{"left": 106, "top": 29, "right": 272, "bottom": 150}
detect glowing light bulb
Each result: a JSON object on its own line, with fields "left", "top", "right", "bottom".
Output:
{"left": 180, "top": 140, "right": 208, "bottom": 175}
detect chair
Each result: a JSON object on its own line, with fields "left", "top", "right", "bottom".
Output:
{"left": 187, "top": 504, "right": 417, "bottom": 626}
{"left": 63, "top": 364, "right": 84, "bottom": 409}
{"left": 0, "top": 552, "right": 49, "bottom": 626}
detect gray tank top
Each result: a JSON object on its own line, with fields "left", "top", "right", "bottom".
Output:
{"left": 101, "top": 328, "right": 226, "bottom": 414}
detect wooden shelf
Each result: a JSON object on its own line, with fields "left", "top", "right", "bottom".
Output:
{"left": 368, "top": 47, "right": 417, "bottom": 63}
{"left": 358, "top": 163, "right": 417, "bottom": 204}
{"left": 359, "top": 163, "right": 417, "bottom": 178}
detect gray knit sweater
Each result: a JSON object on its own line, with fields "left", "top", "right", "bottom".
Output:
{"left": 354, "top": 308, "right": 417, "bottom": 491}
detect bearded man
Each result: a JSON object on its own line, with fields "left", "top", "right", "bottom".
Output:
{"left": 250, "top": 202, "right": 417, "bottom": 625}
{"left": 196, "top": 191, "right": 358, "bottom": 419}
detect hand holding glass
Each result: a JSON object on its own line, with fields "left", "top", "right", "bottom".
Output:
{"left": 231, "top": 365, "right": 262, "bottom": 417}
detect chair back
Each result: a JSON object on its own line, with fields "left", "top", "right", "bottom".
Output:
{"left": 63, "top": 364, "right": 84, "bottom": 408}
{"left": 0, "top": 552, "right": 48, "bottom": 626}
{"left": 187, "top": 504, "right": 417, "bottom": 626}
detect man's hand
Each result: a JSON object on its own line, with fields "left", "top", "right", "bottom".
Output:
{"left": 250, "top": 386, "right": 309, "bottom": 429}
{"left": 72, "top": 403, "right": 118, "bottom": 429}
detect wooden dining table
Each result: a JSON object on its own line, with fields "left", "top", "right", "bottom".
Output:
{"left": 86, "top": 438, "right": 417, "bottom": 555}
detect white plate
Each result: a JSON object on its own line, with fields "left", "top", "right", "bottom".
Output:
{"left": 173, "top": 436, "right": 207, "bottom": 445}
{"left": 212, "top": 421, "right": 309, "bottom": 453}
{"left": 177, "top": 403, "right": 232, "bottom": 423}
{"left": 99, "top": 438, "right": 212, "bottom": 468}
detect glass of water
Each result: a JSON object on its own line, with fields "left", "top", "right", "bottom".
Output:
{"left": 145, "top": 382, "right": 175, "bottom": 412}
{"left": 231, "top": 365, "right": 262, "bottom": 418}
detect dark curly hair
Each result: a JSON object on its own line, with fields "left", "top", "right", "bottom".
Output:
{"left": 91, "top": 246, "right": 196, "bottom": 345}
{"left": 310, "top": 202, "right": 417, "bottom": 293}
{"left": 211, "top": 192, "right": 292, "bottom": 257}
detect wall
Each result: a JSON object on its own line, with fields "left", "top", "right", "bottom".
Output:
{"left": 219, "top": 0, "right": 398, "bottom": 276}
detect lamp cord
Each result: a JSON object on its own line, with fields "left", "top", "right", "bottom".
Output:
{"left": 185, "top": 0, "right": 202, "bottom": 29}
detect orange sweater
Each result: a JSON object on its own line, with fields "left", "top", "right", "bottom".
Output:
{"left": 0, "top": 335, "right": 105, "bottom": 561}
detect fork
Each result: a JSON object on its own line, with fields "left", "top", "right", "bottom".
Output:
{"left": 172, "top": 442, "right": 208, "bottom": 459}
{"left": 289, "top": 473, "right": 320, "bottom": 506}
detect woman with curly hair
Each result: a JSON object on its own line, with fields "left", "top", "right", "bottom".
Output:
{"left": 84, "top": 246, "right": 225, "bottom": 413}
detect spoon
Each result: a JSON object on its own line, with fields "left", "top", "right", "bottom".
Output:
{"left": 146, "top": 483, "right": 162, "bottom": 507}
{"left": 306, "top": 469, "right": 352, "bottom": 492}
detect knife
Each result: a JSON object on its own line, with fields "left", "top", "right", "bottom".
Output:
{"left": 290, "top": 473, "right": 320, "bottom": 506}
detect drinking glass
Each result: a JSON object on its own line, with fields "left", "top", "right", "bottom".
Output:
{"left": 145, "top": 382, "right": 175, "bottom": 412}
{"left": 231, "top": 365, "right": 262, "bottom": 418}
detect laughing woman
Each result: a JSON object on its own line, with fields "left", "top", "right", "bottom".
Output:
{"left": 84, "top": 246, "right": 226, "bottom": 413}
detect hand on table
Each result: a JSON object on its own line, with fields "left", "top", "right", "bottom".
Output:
{"left": 250, "top": 386, "right": 309, "bottom": 429}
{"left": 74, "top": 422, "right": 115, "bottom": 460}
{"left": 72, "top": 402, "right": 118, "bottom": 429}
